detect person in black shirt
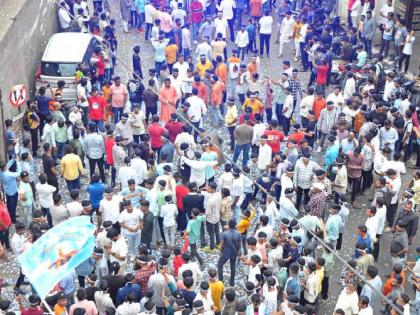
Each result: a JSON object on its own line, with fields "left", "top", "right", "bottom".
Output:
{"left": 42, "top": 143, "right": 59, "bottom": 192}
{"left": 140, "top": 199, "right": 154, "bottom": 250}
{"left": 182, "top": 182, "right": 204, "bottom": 219}
{"left": 303, "top": 110, "right": 317, "bottom": 148}
{"left": 132, "top": 46, "right": 143, "bottom": 79}
{"left": 102, "top": 262, "right": 126, "bottom": 304}
{"left": 34, "top": 87, "right": 52, "bottom": 137}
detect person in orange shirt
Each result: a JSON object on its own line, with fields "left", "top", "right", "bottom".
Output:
{"left": 247, "top": 54, "right": 259, "bottom": 76}
{"left": 249, "top": 0, "right": 262, "bottom": 19}
{"left": 313, "top": 91, "right": 326, "bottom": 120}
{"left": 192, "top": 76, "right": 209, "bottom": 104}
{"left": 101, "top": 81, "right": 112, "bottom": 122}
{"left": 159, "top": 78, "right": 178, "bottom": 123}
{"left": 215, "top": 55, "right": 228, "bottom": 87}
{"left": 210, "top": 75, "right": 225, "bottom": 125}
{"left": 354, "top": 107, "right": 366, "bottom": 135}
{"left": 383, "top": 264, "right": 406, "bottom": 296}
{"left": 288, "top": 123, "right": 306, "bottom": 146}
{"left": 165, "top": 39, "right": 179, "bottom": 74}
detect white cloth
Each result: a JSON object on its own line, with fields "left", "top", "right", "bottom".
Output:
{"left": 259, "top": 16, "right": 273, "bottom": 34}
{"left": 100, "top": 196, "right": 123, "bottom": 224}
{"left": 257, "top": 144, "right": 272, "bottom": 170}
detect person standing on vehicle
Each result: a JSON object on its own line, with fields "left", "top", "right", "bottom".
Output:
{"left": 399, "top": 30, "right": 415, "bottom": 73}
{"left": 379, "top": 12, "right": 394, "bottom": 59}
{"left": 362, "top": 11, "right": 375, "bottom": 59}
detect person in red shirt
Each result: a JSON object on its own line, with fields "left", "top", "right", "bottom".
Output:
{"left": 0, "top": 198, "right": 11, "bottom": 251}
{"left": 315, "top": 60, "right": 330, "bottom": 94}
{"left": 88, "top": 87, "right": 107, "bottom": 132}
{"left": 313, "top": 91, "right": 326, "bottom": 120}
{"left": 148, "top": 115, "right": 165, "bottom": 158}
{"left": 288, "top": 123, "right": 305, "bottom": 147}
{"left": 263, "top": 120, "right": 285, "bottom": 154}
{"left": 174, "top": 172, "right": 189, "bottom": 231}
{"left": 239, "top": 107, "right": 256, "bottom": 125}
{"left": 93, "top": 47, "right": 105, "bottom": 83}
{"left": 165, "top": 113, "right": 184, "bottom": 143}
{"left": 190, "top": 0, "right": 204, "bottom": 42}
{"left": 18, "top": 295, "right": 43, "bottom": 315}
{"left": 104, "top": 130, "right": 116, "bottom": 187}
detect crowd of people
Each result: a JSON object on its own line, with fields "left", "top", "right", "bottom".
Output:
{"left": 0, "top": 0, "right": 419, "bottom": 314}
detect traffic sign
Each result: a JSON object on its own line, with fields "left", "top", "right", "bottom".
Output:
{"left": 9, "top": 84, "right": 27, "bottom": 107}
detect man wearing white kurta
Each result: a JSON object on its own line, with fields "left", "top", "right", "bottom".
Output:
{"left": 278, "top": 12, "right": 295, "bottom": 57}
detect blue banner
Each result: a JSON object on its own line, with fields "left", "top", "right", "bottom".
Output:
{"left": 18, "top": 216, "right": 95, "bottom": 299}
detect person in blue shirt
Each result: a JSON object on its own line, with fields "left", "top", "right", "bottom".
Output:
{"left": 87, "top": 173, "right": 106, "bottom": 223}
{"left": 34, "top": 86, "right": 52, "bottom": 136}
{"left": 116, "top": 273, "right": 142, "bottom": 306}
{"left": 5, "top": 119, "right": 16, "bottom": 157}
{"left": 324, "top": 135, "right": 339, "bottom": 172}
{"left": 119, "top": 179, "right": 148, "bottom": 208}
{"left": 0, "top": 157, "right": 21, "bottom": 223}
{"left": 246, "top": 18, "right": 256, "bottom": 53}
{"left": 285, "top": 263, "right": 301, "bottom": 298}
{"left": 354, "top": 44, "right": 367, "bottom": 69}
{"left": 355, "top": 224, "right": 371, "bottom": 258}
{"left": 324, "top": 204, "right": 343, "bottom": 248}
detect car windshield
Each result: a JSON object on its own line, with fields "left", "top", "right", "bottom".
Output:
{"left": 41, "top": 62, "right": 78, "bottom": 77}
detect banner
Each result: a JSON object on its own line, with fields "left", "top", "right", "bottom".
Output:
{"left": 18, "top": 216, "right": 95, "bottom": 299}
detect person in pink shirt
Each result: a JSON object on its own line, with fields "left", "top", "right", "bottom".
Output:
{"left": 159, "top": 78, "right": 178, "bottom": 123}
{"left": 160, "top": 7, "right": 174, "bottom": 36}
{"left": 69, "top": 288, "right": 98, "bottom": 315}
{"left": 109, "top": 76, "right": 128, "bottom": 123}
{"left": 210, "top": 75, "right": 225, "bottom": 125}
{"left": 190, "top": 0, "right": 204, "bottom": 42}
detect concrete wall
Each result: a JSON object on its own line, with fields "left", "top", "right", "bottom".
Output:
{"left": 0, "top": 0, "right": 57, "bottom": 161}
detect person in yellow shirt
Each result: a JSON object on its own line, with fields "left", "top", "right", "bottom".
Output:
{"left": 292, "top": 17, "right": 304, "bottom": 61}
{"left": 60, "top": 144, "right": 84, "bottom": 192}
{"left": 208, "top": 268, "right": 224, "bottom": 312}
{"left": 237, "top": 208, "right": 256, "bottom": 255}
{"left": 225, "top": 98, "right": 238, "bottom": 151}
{"left": 242, "top": 93, "right": 263, "bottom": 114}
{"left": 165, "top": 39, "right": 179, "bottom": 73}
{"left": 195, "top": 54, "right": 213, "bottom": 77}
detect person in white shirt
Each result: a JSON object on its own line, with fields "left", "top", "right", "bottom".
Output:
{"left": 58, "top": 3, "right": 72, "bottom": 30}
{"left": 106, "top": 228, "right": 128, "bottom": 275}
{"left": 50, "top": 194, "right": 70, "bottom": 226}
{"left": 160, "top": 195, "right": 178, "bottom": 248}
{"left": 357, "top": 295, "right": 373, "bottom": 315}
{"left": 230, "top": 168, "right": 244, "bottom": 222}
{"left": 350, "top": 0, "right": 361, "bottom": 26}
{"left": 35, "top": 174, "right": 57, "bottom": 220}
{"left": 278, "top": 12, "right": 294, "bottom": 58}
{"left": 118, "top": 157, "right": 137, "bottom": 190}
{"left": 119, "top": 200, "right": 143, "bottom": 258}
{"left": 100, "top": 188, "right": 123, "bottom": 226}
{"left": 365, "top": 206, "right": 378, "bottom": 246}
{"left": 195, "top": 38, "right": 213, "bottom": 61}
{"left": 220, "top": 164, "right": 234, "bottom": 191}
{"left": 343, "top": 73, "right": 356, "bottom": 99}
{"left": 66, "top": 189, "right": 84, "bottom": 217}
{"left": 178, "top": 252, "right": 203, "bottom": 289}
{"left": 383, "top": 73, "right": 395, "bottom": 101}
{"left": 235, "top": 25, "right": 249, "bottom": 61}
{"left": 303, "top": 263, "right": 318, "bottom": 305}
{"left": 257, "top": 136, "right": 272, "bottom": 171}
{"left": 144, "top": 2, "right": 156, "bottom": 40}
{"left": 11, "top": 222, "right": 26, "bottom": 257}
{"left": 173, "top": 54, "right": 190, "bottom": 81}
{"left": 194, "top": 282, "right": 215, "bottom": 312}
{"left": 326, "top": 87, "right": 345, "bottom": 109}
{"left": 334, "top": 283, "right": 360, "bottom": 315}
{"left": 217, "top": 0, "right": 236, "bottom": 41}
{"left": 131, "top": 152, "right": 147, "bottom": 186}
{"left": 259, "top": 10, "right": 273, "bottom": 57}
{"left": 181, "top": 152, "right": 218, "bottom": 188}
{"left": 214, "top": 12, "right": 229, "bottom": 40}
{"left": 187, "top": 88, "right": 207, "bottom": 124}
{"left": 399, "top": 32, "right": 415, "bottom": 73}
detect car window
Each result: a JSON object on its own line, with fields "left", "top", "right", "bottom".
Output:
{"left": 41, "top": 62, "right": 78, "bottom": 77}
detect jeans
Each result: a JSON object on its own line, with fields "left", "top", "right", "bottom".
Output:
{"left": 90, "top": 119, "right": 104, "bottom": 133}
{"left": 238, "top": 47, "right": 246, "bottom": 61}
{"left": 66, "top": 177, "right": 81, "bottom": 192}
{"left": 6, "top": 193, "right": 18, "bottom": 223}
{"left": 296, "top": 186, "right": 310, "bottom": 209}
{"left": 22, "top": 205, "right": 33, "bottom": 227}
{"left": 56, "top": 142, "right": 67, "bottom": 159}
{"left": 30, "top": 128, "right": 39, "bottom": 157}
{"left": 145, "top": 106, "right": 158, "bottom": 123}
{"left": 379, "top": 38, "right": 391, "bottom": 58}
{"left": 112, "top": 107, "right": 124, "bottom": 124}
{"left": 218, "top": 256, "right": 237, "bottom": 286}
{"left": 0, "top": 229, "right": 10, "bottom": 249}
{"left": 241, "top": 233, "right": 248, "bottom": 255}
{"left": 300, "top": 42, "right": 309, "bottom": 70}
{"left": 235, "top": 8, "right": 243, "bottom": 29}
{"left": 88, "top": 157, "right": 106, "bottom": 183}
{"left": 232, "top": 143, "right": 251, "bottom": 166}
{"left": 265, "top": 108, "right": 273, "bottom": 123}
{"left": 123, "top": 232, "right": 140, "bottom": 257}
{"left": 321, "top": 276, "right": 330, "bottom": 299}
{"left": 106, "top": 163, "right": 116, "bottom": 187}
{"left": 41, "top": 206, "right": 53, "bottom": 227}
{"left": 210, "top": 106, "right": 224, "bottom": 124}
{"left": 163, "top": 225, "right": 176, "bottom": 247}
{"left": 275, "top": 103, "right": 283, "bottom": 122}
{"left": 190, "top": 243, "right": 203, "bottom": 265}
{"left": 399, "top": 53, "right": 411, "bottom": 72}
{"left": 206, "top": 221, "right": 220, "bottom": 250}
{"left": 387, "top": 202, "right": 398, "bottom": 228}
{"left": 155, "top": 60, "right": 165, "bottom": 79}
{"left": 227, "top": 18, "right": 235, "bottom": 41}
{"left": 372, "top": 234, "right": 381, "bottom": 261}
{"left": 361, "top": 169, "right": 373, "bottom": 193}
{"left": 228, "top": 126, "right": 235, "bottom": 151}
{"left": 348, "top": 177, "right": 361, "bottom": 202}
{"left": 259, "top": 33, "right": 271, "bottom": 56}
{"left": 145, "top": 22, "right": 153, "bottom": 40}
{"left": 192, "top": 22, "right": 201, "bottom": 41}
{"left": 363, "top": 37, "right": 372, "bottom": 58}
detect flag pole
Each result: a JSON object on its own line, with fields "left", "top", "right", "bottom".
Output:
{"left": 41, "top": 299, "right": 54, "bottom": 315}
